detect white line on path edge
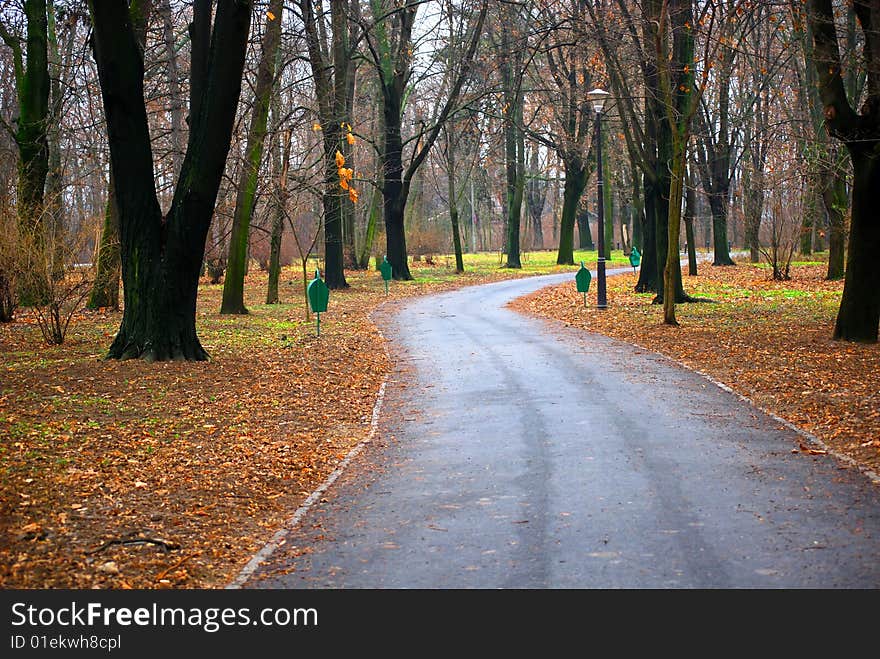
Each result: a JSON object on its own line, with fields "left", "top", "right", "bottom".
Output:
{"left": 680, "top": 359, "right": 880, "bottom": 486}
{"left": 226, "top": 377, "right": 388, "bottom": 589}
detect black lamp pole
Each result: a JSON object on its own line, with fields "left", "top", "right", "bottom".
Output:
{"left": 594, "top": 105, "right": 607, "bottom": 310}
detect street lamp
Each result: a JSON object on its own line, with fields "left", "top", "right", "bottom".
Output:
{"left": 588, "top": 88, "right": 610, "bottom": 310}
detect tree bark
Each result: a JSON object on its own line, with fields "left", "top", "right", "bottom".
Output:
{"left": 822, "top": 146, "right": 848, "bottom": 280}
{"left": 808, "top": 0, "right": 880, "bottom": 342}
{"left": 576, "top": 204, "right": 593, "bottom": 250}
{"left": 266, "top": 125, "right": 292, "bottom": 305}
{"left": 684, "top": 169, "right": 697, "bottom": 276}
{"left": 557, "top": 159, "right": 587, "bottom": 265}
{"left": 87, "top": 0, "right": 153, "bottom": 310}
{"left": 221, "top": 0, "right": 284, "bottom": 313}
{"left": 2, "top": 0, "right": 51, "bottom": 305}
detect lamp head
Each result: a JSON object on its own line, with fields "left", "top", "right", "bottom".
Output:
{"left": 587, "top": 88, "right": 610, "bottom": 113}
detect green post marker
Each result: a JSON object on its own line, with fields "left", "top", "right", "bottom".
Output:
{"left": 307, "top": 269, "right": 329, "bottom": 336}
{"left": 379, "top": 255, "right": 393, "bottom": 295}
{"left": 629, "top": 245, "right": 641, "bottom": 272}
{"left": 575, "top": 261, "right": 592, "bottom": 308}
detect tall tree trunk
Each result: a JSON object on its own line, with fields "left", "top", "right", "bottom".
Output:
{"left": 556, "top": 159, "right": 587, "bottom": 264}
{"left": 576, "top": 204, "right": 593, "bottom": 250}
{"left": 501, "top": 12, "right": 525, "bottom": 269}
{"left": 660, "top": 0, "right": 696, "bottom": 323}
{"left": 45, "top": 1, "right": 70, "bottom": 283}
{"left": 445, "top": 130, "right": 464, "bottom": 272}
{"left": 822, "top": 146, "right": 848, "bottom": 280}
{"left": 302, "top": 0, "right": 351, "bottom": 288}
{"left": 684, "top": 169, "right": 697, "bottom": 276}
{"left": 380, "top": 88, "right": 412, "bottom": 280}
{"left": 744, "top": 178, "right": 764, "bottom": 264}
{"left": 710, "top": 193, "right": 735, "bottom": 265}
{"left": 3, "top": 0, "right": 50, "bottom": 304}
{"left": 635, "top": 175, "right": 659, "bottom": 292}
{"left": 89, "top": 0, "right": 252, "bottom": 360}
{"left": 631, "top": 170, "right": 644, "bottom": 252}
{"left": 801, "top": 177, "right": 821, "bottom": 255}
{"left": 373, "top": 0, "right": 486, "bottom": 280}
{"left": 266, "top": 125, "right": 292, "bottom": 305}
{"left": 221, "top": 0, "right": 284, "bottom": 313}
{"left": 504, "top": 111, "right": 525, "bottom": 268}
{"left": 602, "top": 130, "right": 614, "bottom": 259}
{"left": 87, "top": 0, "right": 153, "bottom": 310}
{"left": 834, "top": 147, "right": 879, "bottom": 341}
{"left": 809, "top": 0, "right": 880, "bottom": 342}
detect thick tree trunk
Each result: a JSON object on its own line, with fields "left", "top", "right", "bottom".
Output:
{"left": 808, "top": 0, "right": 879, "bottom": 341}
{"left": 503, "top": 86, "right": 525, "bottom": 268}
{"left": 302, "top": 0, "right": 351, "bottom": 288}
{"left": 14, "top": 0, "right": 49, "bottom": 230}
{"left": 743, "top": 167, "right": 764, "bottom": 264}
{"left": 383, "top": 181, "right": 411, "bottom": 280}
{"left": 449, "top": 201, "right": 464, "bottom": 273}
{"left": 710, "top": 194, "right": 735, "bottom": 265}
{"left": 631, "top": 172, "right": 644, "bottom": 252}
{"left": 381, "top": 83, "right": 412, "bottom": 280}
{"left": 89, "top": 0, "right": 252, "bottom": 360}
{"left": 801, "top": 179, "right": 819, "bottom": 256}
{"left": 556, "top": 160, "right": 587, "bottom": 264}
{"left": 834, "top": 148, "right": 879, "bottom": 342}
{"left": 160, "top": 0, "right": 185, "bottom": 179}
{"left": 635, "top": 176, "right": 659, "bottom": 293}
{"left": 87, "top": 1, "right": 151, "bottom": 311}
{"left": 8, "top": 0, "right": 50, "bottom": 305}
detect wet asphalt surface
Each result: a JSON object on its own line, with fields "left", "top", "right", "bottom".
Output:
{"left": 242, "top": 271, "right": 880, "bottom": 588}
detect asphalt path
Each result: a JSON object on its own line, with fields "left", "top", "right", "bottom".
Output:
{"left": 240, "top": 269, "right": 880, "bottom": 588}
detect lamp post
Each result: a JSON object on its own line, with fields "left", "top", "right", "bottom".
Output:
{"left": 588, "top": 88, "right": 610, "bottom": 310}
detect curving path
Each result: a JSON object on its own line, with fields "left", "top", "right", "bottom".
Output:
{"left": 238, "top": 271, "right": 880, "bottom": 588}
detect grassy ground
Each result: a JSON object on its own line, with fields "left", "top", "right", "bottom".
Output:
{"left": 2, "top": 248, "right": 876, "bottom": 589}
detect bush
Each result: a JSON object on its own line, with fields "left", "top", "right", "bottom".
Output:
{"left": 19, "top": 221, "right": 95, "bottom": 345}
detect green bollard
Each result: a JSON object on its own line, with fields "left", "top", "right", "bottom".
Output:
{"left": 575, "top": 261, "right": 591, "bottom": 307}
{"left": 379, "top": 256, "right": 392, "bottom": 295}
{"left": 629, "top": 246, "right": 641, "bottom": 272}
{"left": 307, "top": 270, "right": 329, "bottom": 336}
